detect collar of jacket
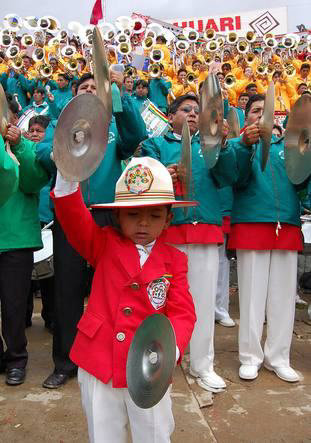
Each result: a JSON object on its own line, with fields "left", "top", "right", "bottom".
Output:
{"left": 164, "top": 130, "right": 200, "bottom": 143}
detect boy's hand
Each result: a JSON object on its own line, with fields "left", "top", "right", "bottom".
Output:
{"left": 167, "top": 164, "right": 178, "bottom": 183}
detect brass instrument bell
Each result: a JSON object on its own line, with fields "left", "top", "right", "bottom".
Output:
{"left": 32, "top": 47, "right": 45, "bottom": 62}
{"left": 246, "top": 31, "right": 257, "bottom": 43}
{"left": 224, "top": 74, "right": 236, "bottom": 88}
{"left": 142, "top": 36, "right": 154, "bottom": 50}
{"left": 0, "top": 32, "right": 12, "bottom": 47}
{"left": 237, "top": 40, "right": 249, "bottom": 54}
{"left": 148, "top": 63, "right": 162, "bottom": 78}
{"left": 227, "top": 32, "right": 238, "bottom": 44}
{"left": 6, "top": 45, "right": 19, "bottom": 59}
{"left": 21, "top": 34, "right": 34, "bottom": 47}
{"left": 204, "top": 28, "right": 216, "bottom": 40}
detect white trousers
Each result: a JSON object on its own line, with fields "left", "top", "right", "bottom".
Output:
{"left": 177, "top": 244, "right": 219, "bottom": 373}
{"left": 78, "top": 368, "right": 174, "bottom": 443}
{"left": 237, "top": 249, "right": 297, "bottom": 368}
{"left": 215, "top": 238, "right": 231, "bottom": 321}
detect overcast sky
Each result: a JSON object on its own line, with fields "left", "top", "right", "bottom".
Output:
{"left": 1, "top": 0, "right": 310, "bottom": 31}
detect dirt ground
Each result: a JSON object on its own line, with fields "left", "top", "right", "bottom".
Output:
{"left": 0, "top": 289, "right": 310, "bottom": 443}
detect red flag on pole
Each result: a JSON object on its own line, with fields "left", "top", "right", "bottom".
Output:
{"left": 90, "top": 0, "right": 105, "bottom": 25}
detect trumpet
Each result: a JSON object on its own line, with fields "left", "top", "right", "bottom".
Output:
{"left": 264, "top": 37, "right": 278, "bottom": 48}
{"left": 224, "top": 74, "right": 236, "bottom": 88}
{"left": 148, "top": 63, "right": 162, "bottom": 78}
{"left": 227, "top": 32, "right": 238, "bottom": 44}
{"left": 237, "top": 40, "right": 249, "bottom": 54}
{"left": 204, "top": 29, "right": 216, "bottom": 40}
{"left": 38, "top": 62, "right": 53, "bottom": 78}
{"left": 61, "top": 45, "right": 76, "bottom": 58}
{"left": 21, "top": 34, "right": 34, "bottom": 47}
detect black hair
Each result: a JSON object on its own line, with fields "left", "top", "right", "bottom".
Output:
{"left": 301, "top": 63, "right": 310, "bottom": 71}
{"left": 177, "top": 67, "right": 187, "bottom": 76}
{"left": 58, "top": 72, "right": 70, "bottom": 82}
{"left": 272, "top": 70, "right": 282, "bottom": 78}
{"left": 273, "top": 124, "right": 283, "bottom": 136}
{"left": 168, "top": 94, "right": 199, "bottom": 115}
{"left": 5, "top": 93, "right": 19, "bottom": 115}
{"left": 156, "top": 35, "right": 167, "bottom": 44}
{"left": 0, "top": 51, "right": 5, "bottom": 59}
{"left": 222, "top": 63, "right": 231, "bottom": 70}
{"left": 136, "top": 79, "right": 148, "bottom": 89}
{"left": 245, "top": 94, "right": 265, "bottom": 118}
{"left": 245, "top": 83, "right": 257, "bottom": 91}
{"left": 28, "top": 115, "right": 50, "bottom": 131}
{"left": 192, "top": 59, "right": 202, "bottom": 65}
{"left": 34, "top": 87, "right": 45, "bottom": 95}
{"left": 75, "top": 73, "right": 94, "bottom": 94}
{"left": 238, "top": 92, "right": 249, "bottom": 100}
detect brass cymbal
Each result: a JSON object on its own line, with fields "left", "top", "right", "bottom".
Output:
{"left": 92, "top": 26, "right": 112, "bottom": 116}
{"left": 126, "top": 314, "right": 176, "bottom": 409}
{"left": 199, "top": 74, "right": 224, "bottom": 169}
{"left": 226, "top": 107, "right": 240, "bottom": 139}
{"left": 53, "top": 94, "right": 109, "bottom": 181}
{"left": 179, "top": 120, "right": 192, "bottom": 215}
{"left": 259, "top": 81, "right": 275, "bottom": 171}
{"left": 285, "top": 94, "right": 311, "bottom": 184}
{"left": 0, "top": 84, "right": 9, "bottom": 136}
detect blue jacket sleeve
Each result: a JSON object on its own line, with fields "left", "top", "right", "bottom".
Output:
{"left": 115, "top": 94, "right": 148, "bottom": 159}
{"left": 210, "top": 143, "right": 238, "bottom": 187}
{"left": 230, "top": 137, "right": 255, "bottom": 189}
{"left": 35, "top": 120, "right": 57, "bottom": 176}
{"left": 140, "top": 137, "right": 161, "bottom": 160}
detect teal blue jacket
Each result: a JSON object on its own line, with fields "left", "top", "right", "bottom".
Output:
{"left": 36, "top": 94, "right": 148, "bottom": 205}
{"left": 131, "top": 94, "right": 148, "bottom": 112}
{"left": 141, "top": 132, "right": 238, "bottom": 226}
{"left": 230, "top": 135, "right": 302, "bottom": 226}
{"left": 47, "top": 85, "right": 73, "bottom": 119}
{"left": 0, "top": 136, "right": 19, "bottom": 207}
{"left": 148, "top": 78, "right": 171, "bottom": 113}
{"left": 218, "top": 186, "right": 233, "bottom": 217}
{"left": 1, "top": 73, "right": 28, "bottom": 108}
{"left": 18, "top": 101, "right": 50, "bottom": 118}
{"left": 224, "top": 99, "right": 245, "bottom": 128}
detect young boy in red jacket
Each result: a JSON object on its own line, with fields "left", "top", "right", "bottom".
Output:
{"left": 52, "top": 157, "right": 196, "bottom": 443}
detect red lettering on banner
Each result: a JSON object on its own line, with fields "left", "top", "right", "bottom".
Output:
{"left": 220, "top": 17, "right": 234, "bottom": 31}
{"left": 181, "top": 21, "right": 187, "bottom": 28}
{"left": 235, "top": 16, "right": 241, "bottom": 30}
{"left": 173, "top": 22, "right": 178, "bottom": 26}
{"left": 188, "top": 21, "right": 195, "bottom": 28}
{"left": 205, "top": 19, "right": 219, "bottom": 32}
{"left": 197, "top": 20, "right": 203, "bottom": 32}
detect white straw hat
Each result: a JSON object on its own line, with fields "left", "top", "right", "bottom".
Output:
{"left": 91, "top": 157, "right": 197, "bottom": 209}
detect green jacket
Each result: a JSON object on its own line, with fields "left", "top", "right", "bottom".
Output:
{"left": 47, "top": 85, "right": 73, "bottom": 119}
{"left": 36, "top": 94, "right": 148, "bottom": 205}
{"left": 148, "top": 78, "right": 171, "bottom": 113}
{"left": 0, "top": 137, "right": 49, "bottom": 252}
{"left": 230, "top": 135, "right": 302, "bottom": 226}
{"left": 0, "top": 136, "right": 19, "bottom": 207}
{"left": 141, "top": 132, "right": 238, "bottom": 225}
{"left": 218, "top": 186, "right": 233, "bottom": 217}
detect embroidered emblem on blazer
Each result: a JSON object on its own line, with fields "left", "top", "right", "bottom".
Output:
{"left": 147, "top": 277, "right": 170, "bottom": 310}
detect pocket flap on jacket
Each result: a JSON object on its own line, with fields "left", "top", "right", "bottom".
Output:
{"left": 77, "top": 311, "right": 104, "bottom": 338}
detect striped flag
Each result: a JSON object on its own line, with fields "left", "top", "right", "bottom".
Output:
{"left": 90, "top": 0, "right": 106, "bottom": 25}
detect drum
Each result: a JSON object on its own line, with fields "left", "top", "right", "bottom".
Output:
{"left": 32, "top": 229, "right": 54, "bottom": 280}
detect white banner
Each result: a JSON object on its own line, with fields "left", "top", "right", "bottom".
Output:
{"left": 168, "top": 7, "right": 288, "bottom": 36}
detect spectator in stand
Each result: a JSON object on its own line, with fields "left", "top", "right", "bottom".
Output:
{"left": 123, "top": 75, "right": 134, "bottom": 95}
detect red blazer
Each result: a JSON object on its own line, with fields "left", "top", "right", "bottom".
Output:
{"left": 53, "top": 190, "right": 196, "bottom": 388}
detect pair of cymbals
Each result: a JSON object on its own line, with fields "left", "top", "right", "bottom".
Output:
{"left": 199, "top": 74, "right": 224, "bottom": 169}
{"left": 285, "top": 94, "right": 311, "bottom": 184}
{"left": 127, "top": 314, "right": 176, "bottom": 409}
{"left": 53, "top": 26, "right": 112, "bottom": 182}
{"left": 179, "top": 120, "right": 192, "bottom": 214}
{"left": 259, "top": 82, "right": 275, "bottom": 171}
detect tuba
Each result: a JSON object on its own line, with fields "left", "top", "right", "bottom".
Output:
{"left": 150, "top": 48, "right": 164, "bottom": 63}
{"left": 21, "top": 34, "right": 35, "bottom": 47}
{"left": 183, "top": 27, "right": 199, "bottom": 43}
{"left": 206, "top": 40, "right": 219, "bottom": 52}
{"left": 6, "top": 45, "right": 20, "bottom": 59}
{"left": 246, "top": 31, "right": 257, "bottom": 43}
{"left": 187, "top": 72, "right": 197, "bottom": 83}
{"left": 38, "top": 63, "right": 53, "bottom": 78}
{"left": 142, "top": 36, "right": 155, "bottom": 50}
{"left": 227, "top": 32, "right": 238, "bottom": 44}
{"left": 11, "top": 56, "right": 24, "bottom": 71}
{"left": 32, "top": 47, "right": 45, "bottom": 63}
{"left": 0, "top": 32, "right": 12, "bottom": 47}
{"left": 256, "top": 64, "right": 268, "bottom": 76}
{"left": 66, "top": 58, "right": 78, "bottom": 72}
{"left": 204, "top": 29, "right": 216, "bottom": 41}
{"left": 117, "top": 42, "right": 132, "bottom": 55}
{"left": 237, "top": 40, "right": 249, "bottom": 54}
{"left": 224, "top": 74, "right": 236, "bottom": 88}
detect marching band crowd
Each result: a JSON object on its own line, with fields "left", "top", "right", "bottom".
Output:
{"left": 0, "top": 12, "right": 311, "bottom": 443}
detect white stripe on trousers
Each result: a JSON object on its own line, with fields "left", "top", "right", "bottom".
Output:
{"left": 237, "top": 249, "right": 297, "bottom": 368}
{"left": 215, "top": 237, "right": 231, "bottom": 321}
{"left": 78, "top": 368, "right": 174, "bottom": 443}
{"left": 176, "top": 244, "right": 219, "bottom": 373}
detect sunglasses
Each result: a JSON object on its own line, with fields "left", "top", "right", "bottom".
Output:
{"left": 180, "top": 105, "right": 199, "bottom": 115}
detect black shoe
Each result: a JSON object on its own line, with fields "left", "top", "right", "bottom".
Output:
{"left": 6, "top": 368, "right": 26, "bottom": 386}
{"left": 42, "top": 372, "right": 73, "bottom": 389}
{"left": 0, "top": 362, "right": 6, "bottom": 374}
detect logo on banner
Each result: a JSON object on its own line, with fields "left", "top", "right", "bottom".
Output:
{"left": 249, "top": 11, "right": 280, "bottom": 36}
